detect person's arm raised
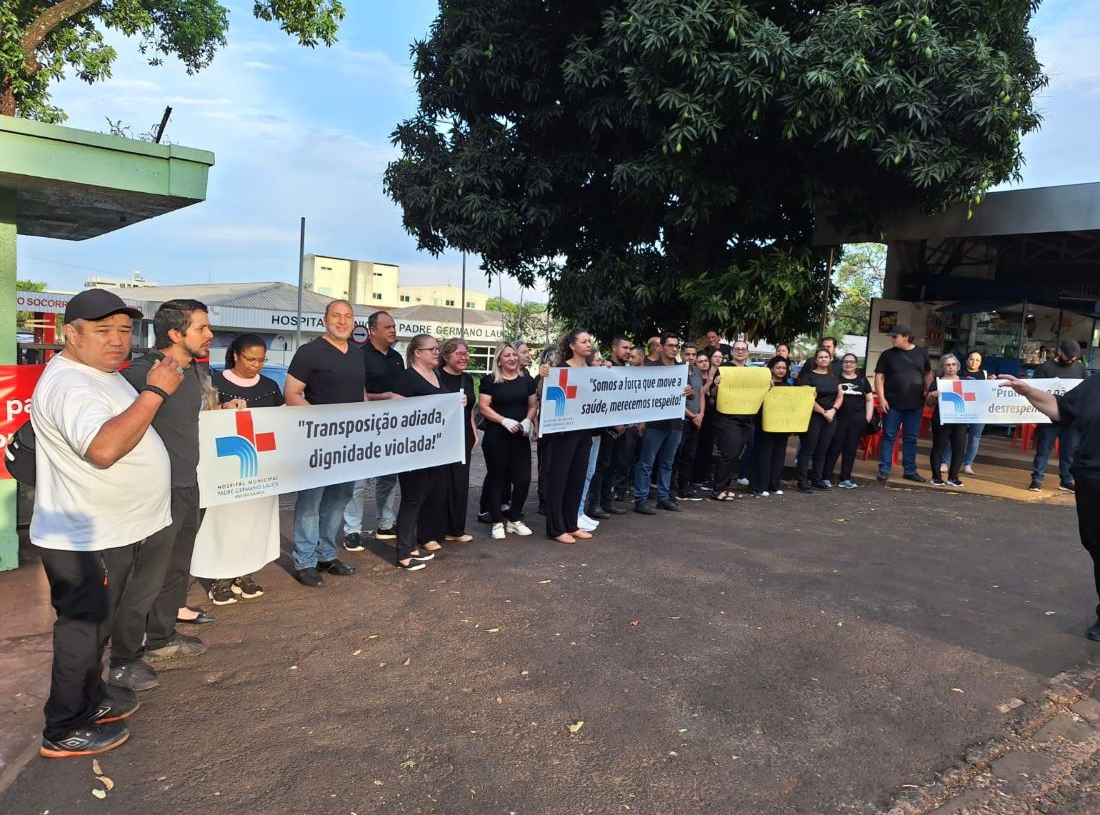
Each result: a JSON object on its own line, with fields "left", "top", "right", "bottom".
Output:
{"left": 85, "top": 358, "right": 182, "bottom": 467}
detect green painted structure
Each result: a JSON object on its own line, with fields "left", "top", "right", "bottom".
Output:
{"left": 0, "top": 115, "right": 214, "bottom": 570}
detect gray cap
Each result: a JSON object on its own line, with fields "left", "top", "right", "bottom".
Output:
{"left": 1059, "top": 339, "right": 1081, "bottom": 359}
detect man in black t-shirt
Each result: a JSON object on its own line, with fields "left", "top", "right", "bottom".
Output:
{"left": 874, "top": 324, "right": 932, "bottom": 482}
{"left": 633, "top": 332, "right": 687, "bottom": 514}
{"left": 1028, "top": 339, "right": 1086, "bottom": 492}
{"left": 342, "top": 311, "right": 405, "bottom": 549}
{"left": 285, "top": 300, "right": 365, "bottom": 587}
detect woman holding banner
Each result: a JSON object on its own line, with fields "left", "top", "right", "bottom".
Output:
{"left": 823, "top": 353, "right": 875, "bottom": 490}
{"left": 927, "top": 353, "right": 967, "bottom": 488}
{"left": 478, "top": 343, "right": 537, "bottom": 541}
{"left": 750, "top": 357, "right": 793, "bottom": 496}
{"left": 438, "top": 339, "right": 480, "bottom": 543}
{"left": 796, "top": 348, "right": 843, "bottom": 492}
{"left": 393, "top": 334, "right": 447, "bottom": 570}
{"left": 543, "top": 330, "right": 595, "bottom": 544}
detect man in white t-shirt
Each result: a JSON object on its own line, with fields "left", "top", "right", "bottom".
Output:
{"left": 31, "top": 289, "right": 183, "bottom": 758}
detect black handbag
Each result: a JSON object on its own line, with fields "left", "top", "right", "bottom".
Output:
{"left": 4, "top": 420, "right": 36, "bottom": 486}
{"left": 864, "top": 413, "right": 883, "bottom": 436}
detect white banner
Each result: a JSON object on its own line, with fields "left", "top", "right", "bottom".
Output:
{"left": 936, "top": 378, "right": 1083, "bottom": 424}
{"left": 539, "top": 366, "right": 687, "bottom": 436}
{"left": 197, "top": 393, "right": 466, "bottom": 508}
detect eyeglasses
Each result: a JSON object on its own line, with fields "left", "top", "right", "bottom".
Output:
{"left": 733, "top": 347, "right": 749, "bottom": 353}
{"left": 240, "top": 355, "right": 267, "bottom": 364}
{"left": 418, "top": 346, "right": 441, "bottom": 353}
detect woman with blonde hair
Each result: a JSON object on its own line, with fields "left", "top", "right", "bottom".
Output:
{"left": 478, "top": 342, "right": 537, "bottom": 540}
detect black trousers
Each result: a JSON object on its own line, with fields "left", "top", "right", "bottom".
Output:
{"left": 443, "top": 440, "right": 474, "bottom": 536}
{"left": 798, "top": 413, "right": 838, "bottom": 483}
{"left": 674, "top": 422, "right": 701, "bottom": 494}
{"left": 396, "top": 465, "right": 447, "bottom": 560}
{"left": 609, "top": 430, "right": 637, "bottom": 500}
{"left": 40, "top": 543, "right": 137, "bottom": 739}
{"left": 588, "top": 429, "right": 616, "bottom": 510}
{"left": 1074, "top": 469, "right": 1100, "bottom": 609}
{"left": 544, "top": 430, "right": 591, "bottom": 538}
{"left": 482, "top": 427, "right": 532, "bottom": 523}
{"left": 930, "top": 419, "right": 967, "bottom": 480}
{"left": 692, "top": 410, "right": 717, "bottom": 484}
{"left": 714, "top": 414, "right": 752, "bottom": 491}
{"left": 751, "top": 429, "right": 788, "bottom": 493}
{"left": 825, "top": 412, "right": 866, "bottom": 483}
{"left": 110, "top": 486, "right": 196, "bottom": 663}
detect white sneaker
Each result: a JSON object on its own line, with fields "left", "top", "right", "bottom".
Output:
{"left": 736, "top": 477, "right": 750, "bottom": 487}
{"left": 491, "top": 523, "right": 505, "bottom": 540}
{"left": 506, "top": 520, "right": 532, "bottom": 536}
{"left": 772, "top": 489, "right": 784, "bottom": 495}
{"left": 963, "top": 464, "right": 974, "bottom": 475}
{"left": 577, "top": 514, "right": 600, "bottom": 532}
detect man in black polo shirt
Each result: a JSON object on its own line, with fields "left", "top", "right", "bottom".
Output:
{"left": 285, "top": 300, "right": 365, "bottom": 586}
{"left": 874, "top": 324, "right": 932, "bottom": 483}
{"left": 342, "top": 310, "right": 405, "bottom": 551}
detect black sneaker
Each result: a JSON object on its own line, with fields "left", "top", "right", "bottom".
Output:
{"left": 297, "top": 567, "right": 324, "bottom": 587}
{"left": 375, "top": 526, "right": 397, "bottom": 540}
{"left": 1028, "top": 481, "right": 1042, "bottom": 492}
{"left": 602, "top": 504, "right": 627, "bottom": 515}
{"left": 656, "top": 498, "right": 682, "bottom": 512}
{"left": 145, "top": 632, "right": 207, "bottom": 663}
{"left": 1060, "top": 482, "right": 1076, "bottom": 493}
{"left": 477, "top": 511, "right": 492, "bottom": 524}
{"left": 634, "top": 500, "right": 657, "bottom": 515}
{"left": 342, "top": 532, "right": 365, "bottom": 552}
{"left": 677, "top": 491, "right": 704, "bottom": 502}
{"left": 946, "top": 478, "right": 965, "bottom": 488}
{"left": 409, "top": 550, "right": 435, "bottom": 562}
{"left": 396, "top": 559, "right": 426, "bottom": 571}
{"left": 1086, "top": 620, "right": 1100, "bottom": 642}
{"left": 208, "top": 579, "right": 237, "bottom": 605}
{"left": 587, "top": 506, "right": 611, "bottom": 520}
{"left": 233, "top": 574, "right": 264, "bottom": 599}
{"left": 91, "top": 696, "right": 140, "bottom": 724}
{"left": 40, "top": 721, "right": 128, "bottom": 758}
{"left": 931, "top": 478, "right": 946, "bottom": 486}
{"left": 813, "top": 480, "right": 832, "bottom": 491}
{"left": 317, "top": 559, "right": 356, "bottom": 576}
{"left": 876, "top": 472, "right": 889, "bottom": 482}
{"left": 107, "top": 661, "right": 159, "bottom": 692}
{"left": 798, "top": 480, "right": 814, "bottom": 493}
{"left": 902, "top": 472, "right": 927, "bottom": 483}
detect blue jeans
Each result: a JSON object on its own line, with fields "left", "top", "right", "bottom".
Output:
{"left": 633, "top": 424, "right": 683, "bottom": 502}
{"left": 294, "top": 481, "right": 356, "bottom": 570}
{"left": 879, "top": 406, "right": 922, "bottom": 476}
{"left": 343, "top": 474, "right": 399, "bottom": 535}
{"left": 1031, "top": 423, "right": 1080, "bottom": 486}
{"left": 943, "top": 422, "right": 984, "bottom": 467}
{"left": 579, "top": 436, "right": 601, "bottom": 514}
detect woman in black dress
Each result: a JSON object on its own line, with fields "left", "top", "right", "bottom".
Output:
{"left": 437, "top": 338, "right": 479, "bottom": 542}
{"left": 824, "top": 353, "right": 875, "bottom": 490}
{"left": 796, "top": 348, "right": 844, "bottom": 492}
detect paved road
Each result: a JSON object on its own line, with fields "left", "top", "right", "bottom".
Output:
{"left": 2, "top": 482, "right": 1097, "bottom": 815}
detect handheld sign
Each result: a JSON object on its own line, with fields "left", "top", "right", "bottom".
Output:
{"left": 762, "top": 386, "right": 815, "bottom": 433}
{"left": 716, "top": 366, "right": 771, "bottom": 415}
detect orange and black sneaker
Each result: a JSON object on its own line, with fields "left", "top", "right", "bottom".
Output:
{"left": 40, "top": 721, "right": 129, "bottom": 758}
{"left": 91, "top": 696, "right": 140, "bottom": 724}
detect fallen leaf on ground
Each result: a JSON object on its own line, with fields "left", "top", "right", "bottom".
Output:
{"left": 568, "top": 721, "right": 584, "bottom": 734}
{"left": 91, "top": 789, "right": 107, "bottom": 800}
{"left": 402, "top": 657, "right": 411, "bottom": 666}
{"left": 352, "top": 649, "right": 362, "bottom": 656}
{"left": 367, "top": 635, "right": 379, "bottom": 640}
{"left": 951, "top": 687, "right": 965, "bottom": 694}
{"left": 96, "top": 776, "right": 114, "bottom": 792}
{"left": 1044, "top": 611, "right": 1057, "bottom": 616}
{"left": 400, "top": 759, "right": 416, "bottom": 769}
{"left": 91, "top": 759, "right": 102, "bottom": 776}
{"left": 486, "top": 627, "right": 500, "bottom": 633}
{"left": 538, "top": 580, "right": 552, "bottom": 584}
{"left": 629, "top": 620, "right": 639, "bottom": 627}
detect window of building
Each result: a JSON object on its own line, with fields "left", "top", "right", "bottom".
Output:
{"left": 468, "top": 346, "right": 494, "bottom": 376}
{"left": 321, "top": 265, "right": 332, "bottom": 271}
{"left": 400, "top": 295, "right": 410, "bottom": 302}
{"left": 466, "top": 301, "right": 476, "bottom": 309}
{"left": 319, "top": 287, "right": 332, "bottom": 296}
{"left": 373, "top": 293, "right": 383, "bottom": 300}
{"left": 432, "top": 298, "right": 442, "bottom": 306}
{"left": 445, "top": 299, "right": 455, "bottom": 307}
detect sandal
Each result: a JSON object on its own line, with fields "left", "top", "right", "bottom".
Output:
{"left": 571, "top": 530, "right": 593, "bottom": 539}
{"left": 554, "top": 534, "right": 577, "bottom": 544}
{"left": 711, "top": 491, "right": 738, "bottom": 502}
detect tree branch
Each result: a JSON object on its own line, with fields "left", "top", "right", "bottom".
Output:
{"left": 20, "top": 0, "right": 101, "bottom": 65}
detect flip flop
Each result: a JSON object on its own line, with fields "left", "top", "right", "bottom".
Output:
{"left": 711, "top": 491, "right": 738, "bottom": 502}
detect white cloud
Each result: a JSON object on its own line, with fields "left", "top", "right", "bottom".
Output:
{"left": 242, "top": 60, "right": 281, "bottom": 71}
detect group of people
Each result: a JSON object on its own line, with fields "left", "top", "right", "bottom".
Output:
{"left": 28, "top": 289, "right": 1100, "bottom": 765}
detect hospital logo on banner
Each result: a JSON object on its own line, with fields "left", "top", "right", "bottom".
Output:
{"left": 940, "top": 381, "right": 978, "bottom": 414}
{"left": 216, "top": 411, "right": 278, "bottom": 479}
{"left": 544, "top": 368, "right": 578, "bottom": 418}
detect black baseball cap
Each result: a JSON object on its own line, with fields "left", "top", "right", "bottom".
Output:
{"left": 1059, "top": 339, "right": 1081, "bottom": 359}
{"left": 64, "top": 289, "right": 143, "bottom": 324}
{"left": 889, "top": 323, "right": 913, "bottom": 337}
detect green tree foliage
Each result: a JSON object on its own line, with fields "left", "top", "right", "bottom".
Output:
{"left": 826, "top": 242, "right": 886, "bottom": 338}
{"left": 385, "top": 0, "right": 1045, "bottom": 343}
{"left": 0, "top": 1, "right": 345, "bottom": 122}
{"left": 485, "top": 296, "right": 565, "bottom": 345}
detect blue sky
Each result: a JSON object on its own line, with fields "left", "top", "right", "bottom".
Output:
{"left": 15, "top": 1, "right": 1100, "bottom": 300}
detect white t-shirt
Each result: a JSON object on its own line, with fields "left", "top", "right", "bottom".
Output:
{"left": 30, "top": 355, "right": 172, "bottom": 552}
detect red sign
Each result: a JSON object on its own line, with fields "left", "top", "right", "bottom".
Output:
{"left": 0, "top": 365, "right": 45, "bottom": 479}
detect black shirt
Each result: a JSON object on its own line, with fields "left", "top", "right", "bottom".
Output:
{"left": 874, "top": 346, "right": 931, "bottom": 410}
{"left": 396, "top": 367, "right": 443, "bottom": 399}
{"left": 480, "top": 374, "right": 536, "bottom": 426}
{"left": 962, "top": 368, "right": 988, "bottom": 381}
{"left": 438, "top": 368, "right": 476, "bottom": 449}
{"left": 364, "top": 342, "right": 405, "bottom": 395}
{"left": 836, "top": 375, "right": 872, "bottom": 418}
{"left": 287, "top": 337, "right": 365, "bottom": 405}
{"left": 1057, "top": 375, "right": 1100, "bottom": 472}
{"left": 122, "top": 351, "right": 202, "bottom": 488}
{"left": 1035, "top": 358, "right": 1086, "bottom": 380}
{"left": 797, "top": 368, "right": 841, "bottom": 410}
{"left": 212, "top": 371, "right": 284, "bottom": 409}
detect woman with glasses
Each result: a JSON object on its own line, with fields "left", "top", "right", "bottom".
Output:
{"left": 194, "top": 335, "right": 283, "bottom": 610}
{"left": 823, "top": 353, "right": 875, "bottom": 490}
{"left": 438, "top": 339, "right": 480, "bottom": 543}
{"left": 796, "top": 347, "right": 844, "bottom": 492}
{"left": 928, "top": 353, "right": 967, "bottom": 487}
{"left": 393, "top": 334, "right": 448, "bottom": 570}
{"left": 479, "top": 343, "right": 538, "bottom": 540}
{"left": 543, "top": 330, "right": 595, "bottom": 543}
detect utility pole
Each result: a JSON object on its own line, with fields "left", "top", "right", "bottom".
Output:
{"left": 295, "top": 217, "right": 305, "bottom": 351}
